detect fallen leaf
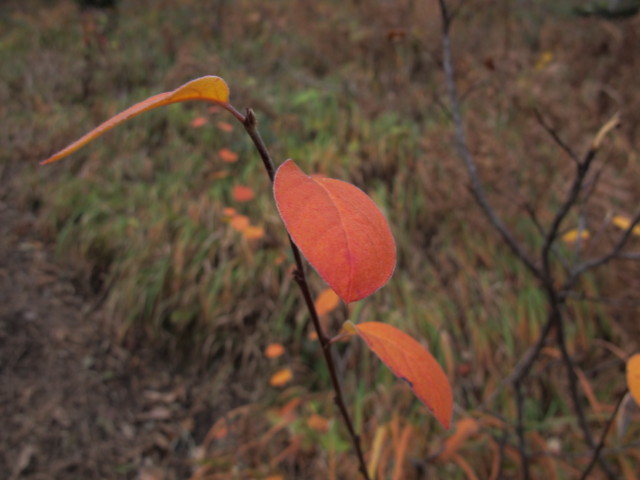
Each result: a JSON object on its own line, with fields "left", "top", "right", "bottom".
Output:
{"left": 219, "top": 147, "right": 239, "bottom": 163}
{"left": 627, "top": 353, "right": 640, "bottom": 406}
{"left": 436, "top": 417, "right": 480, "bottom": 462}
{"left": 314, "top": 288, "right": 340, "bottom": 316}
{"left": 230, "top": 215, "right": 250, "bottom": 232}
{"left": 217, "top": 121, "right": 234, "bottom": 132}
{"left": 306, "top": 413, "right": 330, "bottom": 433}
{"left": 270, "top": 368, "right": 293, "bottom": 387}
{"left": 612, "top": 215, "right": 640, "bottom": 236}
{"left": 350, "top": 321, "right": 453, "bottom": 429}
{"left": 222, "top": 207, "right": 237, "bottom": 217}
{"left": 561, "top": 228, "right": 590, "bottom": 243}
{"left": 190, "top": 116, "right": 208, "bottom": 128}
{"left": 233, "top": 184, "right": 255, "bottom": 202}
{"left": 265, "top": 343, "right": 285, "bottom": 359}
{"left": 42, "top": 76, "right": 230, "bottom": 164}
{"left": 242, "top": 225, "right": 265, "bottom": 240}
{"left": 274, "top": 159, "right": 396, "bottom": 303}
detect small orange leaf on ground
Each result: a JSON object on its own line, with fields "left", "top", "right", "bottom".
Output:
{"left": 230, "top": 215, "right": 250, "bottom": 232}
{"left": 42, "top": 76, "right": 230, "bottom": 165}
{"left": 612, "top": 215, "right": 640, "bottom": 236}
{"left": 307, "top": 413, "right": 330, "bottom": 433}
{"left": 233, "top": 185, "right": 255, "bottom": 202}
{"left": 217, "top": 121, "right": 234, "bottom": 132}
{"left": 274, "top": 159, "right": 396, "bottom": 303}
{"left": 436, "top": 417, "right": 480, "bottom": 462}
{"left": 351, "top": 321, "right": 453, "bottom": 429}
{"left": 314, "top": 288, "right": 340, "bottom": 316}
{"left": 190, "top": 116, "right": 208, "bottom": 128}
{"left": 222, "top": 207, "right": 237, "bottom": 217}
{"left": 270, "top": 368, "right": 293, "bottom": 387}
{"left": 265, "top": 343, "right": 285, "bottom": 359}
{"left": 265, "top": 476, "right": 285, "bottom": 480}
{"left": 208, "top": 170, "right": 229, "bottom": 180}
{"left": 561, "top": 229, "right": 590, "bottom": 243}
{"left": 218, "top": 147, "right": 239, "bottom": 163}
{"left": 207, "top": 105, "right": 222, "bottom": 114}
{"left": 627, "top": 353, "right": 640, "bottom": 406}
{"left": 242, "top": 225, "right": 265, "bottom": 240}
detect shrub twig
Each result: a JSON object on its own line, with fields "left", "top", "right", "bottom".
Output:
{"left": 239, "top": 107, "right": 371, "bottom": 480}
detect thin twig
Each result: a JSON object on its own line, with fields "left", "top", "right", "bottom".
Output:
{"left": 533, "top": 109, "right": 580, "bottom": 165}
{"left": 580, "top": 389, "right": 628, "bottom": 480}
{"left": 437, "top": 0, "right": 542, "bottom": 281}
{"left": 240, "top": 108, "right": 371, "bottom": 480}
{"left": 570, "top": 207, "right": 640, "bottom": 282}
{"left": 514, "top": 379, "right": 531, "bottom": 480}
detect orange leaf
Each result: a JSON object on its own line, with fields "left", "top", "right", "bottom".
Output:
{"left": 217, "top": 121, "right": 234, "bottom": 132}
{"left": 232, "top": 184, "right": 255, "bottom": 202}
{"left": 265, "top": 343, "right": 285, "bottom": 359}
{"left": 314, "top": 288, "right": 341, "bottom": 316}
{"left": 627, "top": 353, "right": 640, "bottom": 406}
{"left": 306, "top": 413, "right": 330, "bottom": 433}
{"left": 230, "top": 215, "right": 250, "bottom": 232}
{"left": 242, "top": 225, "right": 265, "bottom": 240}
{"left": 270, "top": 367, "right": 293, "bottom": 387}
{"left": 436, "top": 417, "right": 480, "bottom": 462}
{"left": 273, "top": 159, "right": 396, "bottom": 303}
{"left": 352, "top": 321, "right": 453, "bottom": 429}
{"left": 42, "top": 76, "right": 230, "bottom": 165}
{"left": 190, "top": 116, "right": 208, "bottom": 128}
{"left": 218, "top": 147, "right": 239, "bottom": 163}
{"left": 222, "top": 207, "right": 237, "bottom": 217}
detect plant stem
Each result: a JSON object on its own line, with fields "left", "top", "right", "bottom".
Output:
{"left": 238, "top": 107, "right": 371, "bottom": 480}
{"left": 580, "top": 388, "right": 627, "bottom": 480}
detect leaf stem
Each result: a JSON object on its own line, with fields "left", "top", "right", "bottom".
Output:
{"left": 237, "top": 106, "right": 371, "bottom": 480}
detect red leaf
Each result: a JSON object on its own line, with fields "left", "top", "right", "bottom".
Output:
{"left": 42, "top": 76, "right": 230, "bottom": 165}
{"left": 351, "top": 321, "right": 453, "bottom": 429}
{"left": 273, "top": 159, "right": 395, "bottom": 303}
{"left": 232, "top": 184, "right": 255, "bottom": 202}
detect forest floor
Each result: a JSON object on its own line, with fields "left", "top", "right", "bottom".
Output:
{"left": 0, "top": 195, "right": 220, "bottom": 479}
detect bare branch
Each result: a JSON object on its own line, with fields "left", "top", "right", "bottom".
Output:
{"left": 437, "top": 0, "right": 542, "bottom": 281}
{"left": 534, "top": 109, "right": 580, "bottom": 165}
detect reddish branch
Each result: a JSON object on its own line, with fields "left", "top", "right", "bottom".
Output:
{"left": 239, "top": 108, "right": 372, "bottom": 480}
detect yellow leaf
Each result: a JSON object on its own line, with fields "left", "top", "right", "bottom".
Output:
{"left": 561, "top": 228, "right": 590, "bottom": 243}
{"left": 42, "top": 76, "right": 229, "bottom": 165}
{"left": 627, "top": 353, "right": 640, "bottom": 406}
{"left": 612, "top": 215, "right": 640, "bottom": 236}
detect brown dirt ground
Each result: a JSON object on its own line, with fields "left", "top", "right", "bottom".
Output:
{"left": 0, "top": 197, "right": 231, "bottom": 479}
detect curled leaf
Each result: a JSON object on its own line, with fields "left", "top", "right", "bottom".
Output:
{"left": 42, "top": 76, "right": 230, "bottom": 165}
{"left": 351, "top": 321, "right": 453, "bottom": 429}
{"left": 274, "top": 159, "right": 396, "bottom": 303}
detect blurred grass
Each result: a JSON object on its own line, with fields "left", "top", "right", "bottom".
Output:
{"left": 3, "top": 0, "right": 640, "bottom": 477}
